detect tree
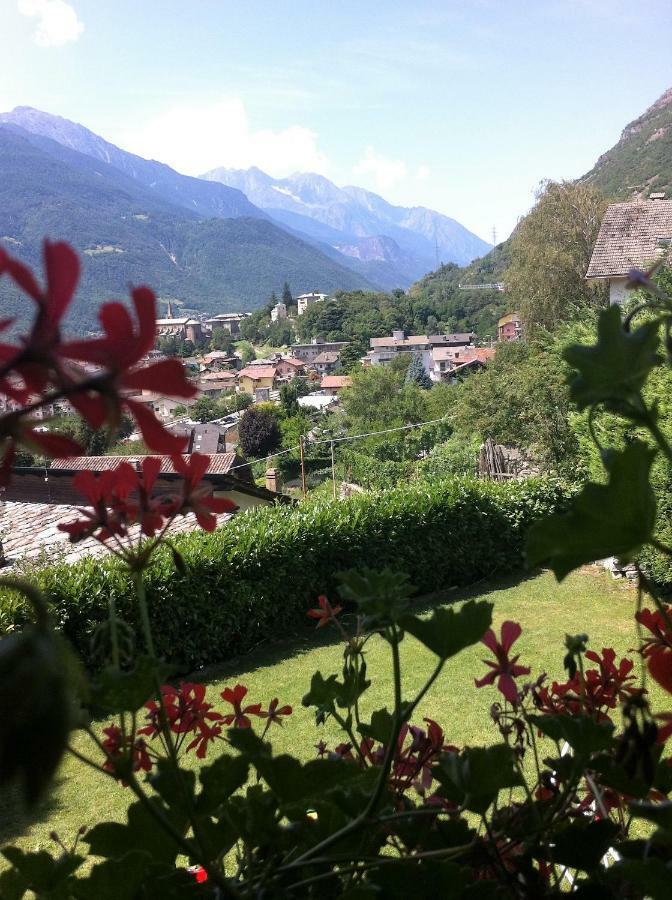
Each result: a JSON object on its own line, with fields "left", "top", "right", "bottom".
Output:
{"left": 191, "top": 396, "right": 221, "bottom": 423}
{"left": 338, "top": 341, "right": 365, "bottom": 374}
{"left": 282, "top": 281, "right": 293, "bottom": 305}
{"left": 238, "top": 407, "right": 281, "bottom": 457}
{"left": 235, "top": 341, "right": 256, "bottom": 365}
{"left": 506, "top": 180, "right": 608, "bottom": 331}
{"left": 209, "top": 328, "right": 234, "bottom": 354}
{"left": 451, "top": 334, "right": 580, "bottom": 471}
{"left": 404, "top": 352, "right": 432, "bottom": 389}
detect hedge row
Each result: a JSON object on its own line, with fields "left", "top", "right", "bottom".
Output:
{"left": 3, "top": 476, "right": 569, "bottom": 671}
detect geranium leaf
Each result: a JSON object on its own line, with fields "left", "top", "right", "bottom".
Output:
{"left": 546, "top": 819, "right": 619, "bottom": 871}
{"left": 400, "top": 600, "right": 493, "bottom": 660}
{"left": 526, "top": 441, "right": 657, "bottom": 580}
{"left": 358, "top": 707, "right": 395, "bottom": 743}
{"left": 434, "top": 745, "right": 522, "bottom": 814}
{"left": 528, "top": 714, "right": 614, "bottom": 755}
{"left": 564, "top": 305, "right": 661, "bottom": 410}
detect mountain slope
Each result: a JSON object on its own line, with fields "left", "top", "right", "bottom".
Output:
{"left": 582, "top": 87, "right": 672, "bottom": 199}
{"left": 201, "top": 166, "right": 491, "bottom": 282}
{"left": 0, "top": 127, "right": 374, "bottom": 331}
{"left": 0, "top": 106, "right": 264, "bottom": 221}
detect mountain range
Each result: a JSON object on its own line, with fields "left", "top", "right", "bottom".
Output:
{"left": 0, "top": 106, "right": 489, "bottom": 331}
{"left": 202, "top": 166, "right": 490, "bottom": 283}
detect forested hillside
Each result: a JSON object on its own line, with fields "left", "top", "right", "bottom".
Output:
{"left": 582, "top": 86, "right": 672, "bottom": 200}
{"left": 0, "top": 127, "right": 373, "bottom": 332}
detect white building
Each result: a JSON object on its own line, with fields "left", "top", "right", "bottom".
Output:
{"left": 270, "top": 301, "right": 287, "bottom": 322}
{"left": 297, "top": 292, "right": 328, "bottom": 315}
{"left": 586, "top": 196, "right": 672, "bottom": 305}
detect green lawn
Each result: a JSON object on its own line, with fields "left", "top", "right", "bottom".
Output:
{"left": 0, "top": 567, "right": 657, "bottom": 853}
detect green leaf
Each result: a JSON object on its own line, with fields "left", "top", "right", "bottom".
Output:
{"left": 71, "top": 852, "right": 160, "bottom": 900}
{"left": 434, "top": 745, "right": 522, "bottom": 814}
{"left": 198, "top": 754, "right": 249, "bottom": 815}
{"left": 526, "top": 442, "right": 656, "bottom": 580}
{"left": 89, "top": 655, "right": 172, "bottom": 714}
{"left": 528, "top": 714, "right": 614, "bottom": 755}
{"left": 608, "top": 859, "right": 672, "bottom": 899}
{"left": 358, "top": 707, "right": 395, "bottom": 743}
{"left": 400, "top": 600, "right": 493, "bottom": 660}
{"left": 0, "top": 866, "right": 27, "bottom": 900}
{"left": 0, "top": 848, "right": 82, "bottom": 894}
{"left": 564, "top": 305, "right": 661, "bottom": 410}
{"left": 628, "top": 799, "right": 672, "bottom": 832}
{"left": 337, "top": 568, "right": 415, "bottom": 626}
{"left": 302, "top": 669, "right": 370, "bottom": 714}
{"left": 548, "top": 819, "right": 619, "bottom": 871}
{"left": 84, "top": 800, "right": 187, "bottom": 865}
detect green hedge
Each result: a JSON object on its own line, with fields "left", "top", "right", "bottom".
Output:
{"left": 2, "top": 477, "right": 569, "bottom": 670}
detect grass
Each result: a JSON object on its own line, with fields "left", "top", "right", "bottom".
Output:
{"left": 0, "top": 567, "right": 657, "bottom": 853}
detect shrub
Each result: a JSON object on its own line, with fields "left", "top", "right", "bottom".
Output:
{"left": 1, "top": 476, "right": 570, "bottom": 670}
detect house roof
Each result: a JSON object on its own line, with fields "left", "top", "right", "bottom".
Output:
{"left": 498, "top": 312, "right": 521, "bottom": 326}
{"left": 313, "top": 352, "right": 340, "bottom": 364}
{"left": 427, "top": 333, "right": 476, "bottom": 345}
{"left": 0, "top": 499, "right": 235, "bottom": 568}
{"left": 278, "top": 357, "right": 304, "bottom": 367}
{"left": 50, "top": 453, "right": 240, "bottom": 475}
{"left": 238, "top": 366, "right": 277, "bottom": 380}
{"left": 200, "top": 371, "right": 237, "bottom": 381}
{"left": 433, "top": 347, "right": 495, "bottom": 363}
{"left": 370, "top": 335, "right": 430, "bottom": 349}
{"left": 155, "top": 317, "right": 201, "bottom": 326}
{"left": 586, "top": 200, "right": 672, "bottom": 278}
{"left": 321, "top": 375, "right": 352, "bottom": 389}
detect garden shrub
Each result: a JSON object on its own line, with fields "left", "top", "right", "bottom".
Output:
{"left": 0, "top": 476, "right": 569, "bottom": 670}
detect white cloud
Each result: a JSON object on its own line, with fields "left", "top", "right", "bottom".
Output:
{"left": 18, "top": 0, "right": 84, "bottom": 47}
{"left": 415, "top": 164, "right": 431, "bottom": 181}
{"left": 119, "top": 98, "right": 329, "bottom": 178}
{"left": 352, "top": 146, "right": 408, "bottom": 192}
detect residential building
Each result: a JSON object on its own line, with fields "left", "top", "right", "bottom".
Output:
{"left": 201, "top": 351, "right": 240, "bottom": 372}
{"left": 296, "top": 292, "right": 328, "bottom": 315}
{"left": 291, "top": 337, "right": 350, "bottom": 363}
{"left": 321, "top": 375, "right": 352, "bottom": 395}
{"left": 586, "top": 196, "right": 672, "bottom": 305}
{"left": 365, "top": 331, "right": 477, "bottom": 376}
{"left": 204, "top": 312, "right": 251, "bottom": 335}
{"left": 312, "top": 351, "right": 341, "bottom": 375}
{"left": 497, "top": 312, "right": 522, "bottom": 342}
{"left": 270, "top": 301, "right": 287, "bottom": 322}
{"left": 238, "top": 365, "right": 277, "bottom": 395}
{"left": 430, "top": 347, "right": 495, "bottom": 382}
{"left": 274, "top": 357, "right": 305, "bottom": 378}
{"left": 0, "top": 456, "right": 290, "bottom": 568}
{"left": 197, "top": 371, "right": 238, "bottom": 397}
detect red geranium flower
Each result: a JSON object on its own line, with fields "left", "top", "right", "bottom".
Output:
{"left": 636, "top": 607, "right": 672, "bottom": 695}
{"left": 170, "top": 453, "right": 238, "bottom": 530}
{"left": 101, "top": 725, "right": 152, "bottom": 779}
{"left": 475, "top": 621, "right": 530, "bottom": 704}
{"left": 307, "top": 594, "right": 343, "bottom": 629}
{"left": 261, "top": 697, "right": 293, "bottom": 727}
{"left": 0, "top": 241, "right": 79, "bottom": 393}
{"left": 220, "top": 684, "right": 263, "bottom": 728}
{"left": 139, "top": 682, "right": 222, "bottom": 741}
{"left": 62, "top": 287, "right": 196, "bottom": 452}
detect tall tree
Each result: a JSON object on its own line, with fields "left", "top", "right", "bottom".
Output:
{"left": 239, "top": 407, "right": 281, "bottom": 458}
{"left": 282, "top": 282, "right": 293, "bottom": 305}
{"left": 404, "top": 352, "right": 432, "bottom": 389}
{"left": 506, "top": 180, "right": 608, "bottom": 331}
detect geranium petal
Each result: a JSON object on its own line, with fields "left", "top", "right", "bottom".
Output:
{"left": 44, "top": 241, "right": 79, "bottom": 324}
{"left": 500, "top": 621, "right": 522, "bottom": 653}
{"left": 124, "top": 399, "right": 188, "bottom": 453}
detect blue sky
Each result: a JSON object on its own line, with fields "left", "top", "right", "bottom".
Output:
{"left": 2, "top": 0, "right": 671, "bottom": 241}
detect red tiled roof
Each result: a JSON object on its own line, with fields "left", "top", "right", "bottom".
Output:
{"left": 50, "top": 454, "right": 239, "bottom": 475}
{"left": 238, "top": 366, "right": 277, "bottom": 379}
{"left": 321, "top": 375, "right": 353, "bottom": 389}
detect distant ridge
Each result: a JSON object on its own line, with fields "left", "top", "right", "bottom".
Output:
{"left": 202, "top": 166, "right": 491, "bottom": 287}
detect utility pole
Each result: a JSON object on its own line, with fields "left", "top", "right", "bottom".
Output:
{"left": 331, "top": 440, "right": 337, "bottom": 500}
{"left": 299, "top": 435, "right": 307, "bottom": 499}
{"left": 491, "top": 226, "right": 497, "bottom": 253}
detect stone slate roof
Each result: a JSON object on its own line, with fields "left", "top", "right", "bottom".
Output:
{"left": 0, "top": 500, "right": 234, "bottom": 568}
{"left": 321, "top": 375, "right": 353, "bottom": 389}
{"left": 50, "top": 454, "right": 239, "bottom": 475}
{"left": 586, "top": 200, "right": 672, "bottom": 278}
{"left": 313, "top": 352, "right": 340, "bottom": 364}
